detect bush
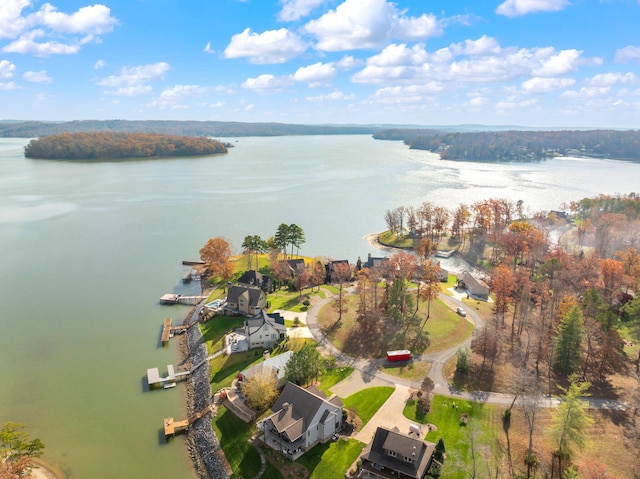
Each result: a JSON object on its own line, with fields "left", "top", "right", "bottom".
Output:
{"left": 455, "top": 347, "right": 470, "bottom": 375}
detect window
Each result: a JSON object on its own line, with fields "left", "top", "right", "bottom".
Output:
{"left": 404, "top": 456, "right": 413, "bottom": 463}
{"left": 263, "top": 325, "right": 268, "bottom": 331}
{"left": 387, "top": 450, "right": 396, "bottom": 457}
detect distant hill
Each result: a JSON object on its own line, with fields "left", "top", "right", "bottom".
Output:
{"left": 0, "top": 120, "right": 382, "bottom": 138}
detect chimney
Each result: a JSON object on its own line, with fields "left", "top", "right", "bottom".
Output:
{"left": 263, "top": 349, "right": 270, "bottom": 361}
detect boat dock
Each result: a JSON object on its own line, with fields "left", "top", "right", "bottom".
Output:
{"left": 160, "top": 318, "right": 190, "bottom": 344}
{"left": 159, "top": 294, "right": 207, "bottom": 305}
{"left": 164, "top": 404, "right": 217, "bottom": 437}
{"left": 147, "top": 364, "right": 190, "bottom": 387}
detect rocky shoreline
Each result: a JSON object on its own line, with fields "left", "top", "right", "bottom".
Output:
{"left": 180, "top": 305, "right": 228, "bottom": 479}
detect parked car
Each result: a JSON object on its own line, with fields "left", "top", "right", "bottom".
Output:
{"left": 456, "top": 307, "right": 467, "bottom": 317}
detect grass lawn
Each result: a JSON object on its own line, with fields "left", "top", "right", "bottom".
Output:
{"left": 296, "top": 439, "right": 365, "bottom": 479}
{"left": 378, "top": 230, "right": 414, "bottom": 248}
{"left": 379, "top": 360, "right": 430, "bottom": 381}
{"left": 268, "top": 288, "right": 312, "bottom": 313}
{"left": 342, "top": 387, "right": 394, "bottom": 427}
{"left": 200, "top": 315, "right": 244, "bottom": 354}
{"left": 422, "top": 395, "right": 501, "bottom": 479}
{"left": 209, "top": 349, "right": 265, "bottom": 392}
{"left": 317, "top": 366, "right": 354, "bottom": 395}
{"left": 212, "top": 405, "right": 261, "bottom": 479}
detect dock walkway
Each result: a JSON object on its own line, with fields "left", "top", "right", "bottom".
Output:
{"left": 164, "top": 403, "right": 217, "bottom": 437}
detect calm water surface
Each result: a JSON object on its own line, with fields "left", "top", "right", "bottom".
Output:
{"left": 1, "top": 135, "right": 639, "bottom": 478}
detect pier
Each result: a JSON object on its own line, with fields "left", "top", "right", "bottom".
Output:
{"left": 164, "top": 404, "right": 217, "bottom": 437}
{"left": 159, "top": 294, "right": 207, "bottom": 305}
{"left": 160, "top": 318, "right": 190, "bottom": 344}
{"left": 147, "top": 364, "right": 190, "bottom": 387}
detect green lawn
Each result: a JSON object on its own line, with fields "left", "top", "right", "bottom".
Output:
{"left": 378, "top": 230, "right": 414, "bottom": 248}
{"left": 268, "top": 288, "right": 312, "bottom": 312}
{"left": 341, "top": 386, "right": 394, "bottom": 427}
{"left": 379, "top": 360, "right": 430, "bottom": 381}
{"left": 212, "top": 405, "right": 261, "bottom": 479}
{"left": 199, "top": 315, "right": 244, "bottom": 354}
{"left": 209, "top": 349, "right": 265, "bottom": 392}
{"left": 412, "top": 395, "right": 502, "bottom": 479}
{"left": 296, "top": 438, "right": 365, "bottom": 479}
{"left": 317, "top": 366, "right": 354, "bottom": 395}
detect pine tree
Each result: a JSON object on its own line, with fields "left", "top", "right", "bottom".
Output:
{"left": 553, "top": 306, "right": 584, "bottom": 375}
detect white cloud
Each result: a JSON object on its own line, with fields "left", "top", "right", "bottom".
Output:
{"left": 305, "top": 90, "right": 355, "bottom": 102}
{"left": 532, "top": 49, "right": 582, "bottom": 76}
{"left": 496, "top": 0, "right": 570, "bottom": 17}
{"left": 94, "top": 59, "right": 105, "bottom": 69}
{"left": 496, "top": 98, "right": 538, "bottom": 109}
{"left": 278, "top": 0, "right": 326, "bottom": 22}
{"left": 0, "top": 1, "right": 117, "bottom": 55}
{"left": 521, "top": 77, "right": 574, "bottom": 93}
{"left": 469, "top": 97, "right": 486, "bottom": 106}
{"left": 0, "top": 81, "right": 17, "bottom": 90}
{"left": 335, "top": 55, "right": 362, "bottom": 69}
{"left": 204, "top": 42, "right": 214, "bottom": 54}
{"left": 292, "top": 62, "right": 336, "bottom": 87}
{"left": 23, "top": 69, "right": 52, "bottom": 83}
{"left": 0, "top": 59, "right": 16, "bottom": 79}
{"left": 304, "top": 0, "right": 443, "bottom": 52}
{"left": 562, "top": 87, "right": 611, "bottom": 99}
{"left": 97, "top": 62, "right": 170, "bottom": 95}
{"left": 584, "top": 72, "right": 637, "bottom": 87}
{"left": 147, "top": 84, "right": 206, "bottom": 109}
{"left": 374, "top": 83, "right": 444, "bottom": 104}
{"left": 615, "top": 45, "right": 640, "bottom": 63}
{"left": 242, "top": 74, "right": 292, "bottom": 93}
{"left": 224, "top": 28, "right": 307, "bottom": 64}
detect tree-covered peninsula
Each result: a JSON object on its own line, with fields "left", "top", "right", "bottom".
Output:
{"left": 374, "top": 129, "right": 640, "bottom": 162}
{"left": 23, "top": 132, "right": 228, "bottom": 160}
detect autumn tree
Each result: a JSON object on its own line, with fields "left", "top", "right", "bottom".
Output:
{"left": 199, "top": 237, "right": 234, "bottom": 281}
{"left": 241, "top": 368, "right": 279, "bottom": 411}
{"left": 310, "top": 260, "right": 326, "bottom": 292}
{"left": 386, "top": 252, "right": 417, "bottom": 325}
{"left": 293, "top": 269, "right": 311, "bottom": 298}
{"left": 284, "top": 343, "right": 325, "bottom": 386}
{"left": 1, "top": 422, "right": 45, "bottom": 479}
{"left": 331, "top": 262, "right": 352, "bottom": 322}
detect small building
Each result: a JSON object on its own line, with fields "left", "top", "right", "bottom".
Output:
{"left": 457, "top": 271, "right": 490, "bottom": 300}
{"left": 237, "top": 270, "right": 273, "bottom": 293}
{"left": 326, "top": 259, "right": 351, "bottom": 283}
{"left": 260, "top": 382, "right": 343, "bottom": 460}
{"left": 244, "top": 310, "right": 286, "bottom": 349}
{"left": 359, "top": 426, "right": 435, "bottom": 479}
{"left": 364, "top": 253, "right": 390, "bottom": 270}
{"left": 240, "top": 350, "right": 293, "bottom": 385}
{"left": 278, "top": 259, "right": 307, "bottom": 277}
{"left": 226, "top": 284, "right": 267, "bottom": 315}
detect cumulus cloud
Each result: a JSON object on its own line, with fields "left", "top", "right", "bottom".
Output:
{"left": 615, "top": 45, "right": 640, "bottom": 63}
{"left": 496, "top": 0, "right": 570, "bottom": 17}
{"left": 292, "top": 62, "right": 336, "bottom": 87}
{"left": 147, "top": 84, "right": 206, "bottom": 109}
{"left": 94, "top": 59, "right": 105, "bottom": 69}
{"left": 336, "top": 55, "right": 362, "bottom": 69}
{"left": 0, "top": 59, "right": 16, "bottom": 79}
{"left": 373, "top": 83, "right": 444, "bottom": 103}
{"left": 224, "top": 28, "right": 307, "bottom": 64}
{"left": 0, "top": 1, "right": 117, "bottom": 56}
{"left": 23, "top": 69, "right": 52, "bottom": 83}
{"left": 242, "top": 74, "right": 292, "bottom": 93}
{"left": 278, "top": 0, "right": 326, "bottom": 21}
{"left": 303, "top": 0, "right": 443, "bottom": 52}
{"left": 532, "top": 49, "right": 582, "bottom": 76}
{"left": 97, "top": 62, "right": 170, "bottom": 95}
{"left": 305, "top": 90, "right": 355, "bottom": 102}
{"left": 521, "top": 77, "right": 574, "bottom": 93}
{"left": 584, "top": 72, "right": 637, "bottom": 87}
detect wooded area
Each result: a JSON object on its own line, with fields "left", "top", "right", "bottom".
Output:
{"left": 374, "top": 129, "right": 640, "bottom": 161}
{"left": 23, "top": 132, "right": 228, "bottom": 159}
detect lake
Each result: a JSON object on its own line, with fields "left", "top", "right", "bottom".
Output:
{"left": 1, "top": 135, "right": 639, "bottom": 478}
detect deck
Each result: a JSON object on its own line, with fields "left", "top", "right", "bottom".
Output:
{"left": 161, "top": 318, "right": 190, "bottom": 344}
{"left": 164, "top": 404, "right": 216, "bottom": 437}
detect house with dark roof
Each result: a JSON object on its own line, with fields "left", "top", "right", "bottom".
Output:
{"left": 244, "top": 310, "right": 286, "bottom": 349}
{"left": 364, "top": 253, "right": 390, "bottom": 270}
{"left": 457, "top": 271, "right": 490, "bottom": 300}
{"left": 237, "top": 270, "right": 273, "bottom": 293}
{"left": 326, "top": 259, "right": 351, "bottom": 283}
{"left": 359, "top": 426, "right": 435, "bottom": 479}
{"left": 259, "top": 382, "right": 343, "bottom": 460}
{"left": 278, "top": 259, "right": 307, "bottom": 277}
{"left": 226, "top": 284, "right": 266, "bottom": 315}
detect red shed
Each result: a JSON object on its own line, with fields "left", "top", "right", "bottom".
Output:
{"left": 386, "top": 350, "right": 411, "bottom": 362}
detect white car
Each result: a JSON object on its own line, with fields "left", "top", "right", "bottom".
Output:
{"left": 456, "top": 307, "right": 467, "bottom": 317}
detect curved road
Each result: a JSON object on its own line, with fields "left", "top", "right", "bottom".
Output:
{"left": 305, "top": 287, "right": 626, "bottom": 412}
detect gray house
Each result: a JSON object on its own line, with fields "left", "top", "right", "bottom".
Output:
{"left": 244, "top": 310, "right": 286, "bottom": 349}
{"left": 226, "top": 284, "right": 267, "bottom": 315}
{"left": 457, "top": 271, "right": 490, "bottom": 300}
{"left": 260, "top": 382, "right": 343, "bottom": 460}
{"left": 237, "top": 270, "right": 273, "bottom": 293}
{"left": 359, "top": 426, "right": 435, "bottom": 479}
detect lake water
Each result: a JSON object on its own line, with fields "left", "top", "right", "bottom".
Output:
{"left": 1, "top": 135, "right": 639, "bottom": 478}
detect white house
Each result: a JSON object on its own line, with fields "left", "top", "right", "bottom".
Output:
{"left": 240, "top": 350, "right": 293, "bottom": 385}
{"left": 244, "top": 310, "right": 286, "bottom": 349}
{"left": 260, "top": 382, "right": 343, "bottom": 460}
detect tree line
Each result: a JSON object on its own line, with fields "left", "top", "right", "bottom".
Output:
{"left": 23, "top": 132, "right": 229, "bottom": 160}
{"left": 375, "top": 129, "right": 640, "bottom": 161}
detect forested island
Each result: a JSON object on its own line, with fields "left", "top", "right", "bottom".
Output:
{"left": 373, "top": 129, "right": 640, "bottom": 161}
{"left": 23, "top": 132, "right": 228, "bottom": 160}
{"left": 1, "top": 119, "right": 381, "bottom": 138}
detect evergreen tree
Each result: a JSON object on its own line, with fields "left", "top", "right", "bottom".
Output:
{"left": 553, "top": 306, "right": 584, "bottom": 375}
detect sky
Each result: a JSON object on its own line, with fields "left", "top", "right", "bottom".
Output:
{"left": 1, "top": 0, "right": 640, "bottom": 127}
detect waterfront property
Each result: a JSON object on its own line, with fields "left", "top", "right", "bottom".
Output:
{"left": 237, "top": 270, "right": 273, "bottom": 293}
{"left": 239, "top": 350, "right": 293, "bottom": 385}
{"left": 456, "top": 271, "right": 490, "bottom": 300}
{"left": 259, "top": 382, "right": 343, "bottom": 460}
{"left": 244, "top": 310, "right": 286, "bottom": 349}
{"left": 226, "top": 284, "right": 266, "bottom": 315}
{"left": 359, "top": 426, "right": 435, "bottom": 479}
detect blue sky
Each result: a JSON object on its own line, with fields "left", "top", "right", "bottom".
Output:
{"left": 1, "top": 0, "right": 639, "bottom": 127}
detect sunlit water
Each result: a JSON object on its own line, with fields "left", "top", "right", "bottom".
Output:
{"left": 1, "top": 135, "right": 639, "bottom": 478}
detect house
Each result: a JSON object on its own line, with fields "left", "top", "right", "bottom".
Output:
{"left": 326, "top": 259, "right": 351, "bottom": 283}
{"left": 226, "top": 284, "right": 266, "bottom": 315}
{"left": 364, "top": 253, "right": 390, "bottom": 270}
{"left": 240, "top": 350, "right": 293, "bottom": 385}
{"left": 278, "top": 259, "right": 307, "bottom": 277}
{"left": 457, "top": 271, "right": 490, "bottom": 300}
{"left": 237, "top": 270, "right": 273, "bottom": 293}
{"left": 260, "top": 382, "right": 343, "bottom": 460}
{"left": 359, "top": 426, "right": 435, "bottom": 479}
{"left": 244, "top": 310, "right": 286, "bottom": 349}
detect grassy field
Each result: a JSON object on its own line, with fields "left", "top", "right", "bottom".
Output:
{"left": 317, "top": 366, "right": 354, "bottom": 395}
{"left": 209, "top": 349, "right": 265, "bottom": 392}
{"left": 379, "top": 360, "right": 430, "bottom": 381}
{"left": 212, "top": 405, "right": 261, "bottom": 479}
{"left": 342, "top": 387, "right": 395, "bottom": 427}
{"left": 296, "top": 439, "right": 365, "bottom": 479}
{"left": 199, "top": 315, "right": 244, "bottom": 354}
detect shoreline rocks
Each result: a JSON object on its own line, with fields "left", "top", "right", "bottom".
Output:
{"left": 181, "top": 306, "right": 228, "bottom": 479}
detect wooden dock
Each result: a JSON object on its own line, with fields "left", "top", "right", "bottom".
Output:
{"left": 159, "top": 294, "right": 206, "bottom": 305}
{"left": 164, "top": 404, "right": 216, "bottom": 437}
{"left": 161, "top": 318, "right": 190, "bottom": 344}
